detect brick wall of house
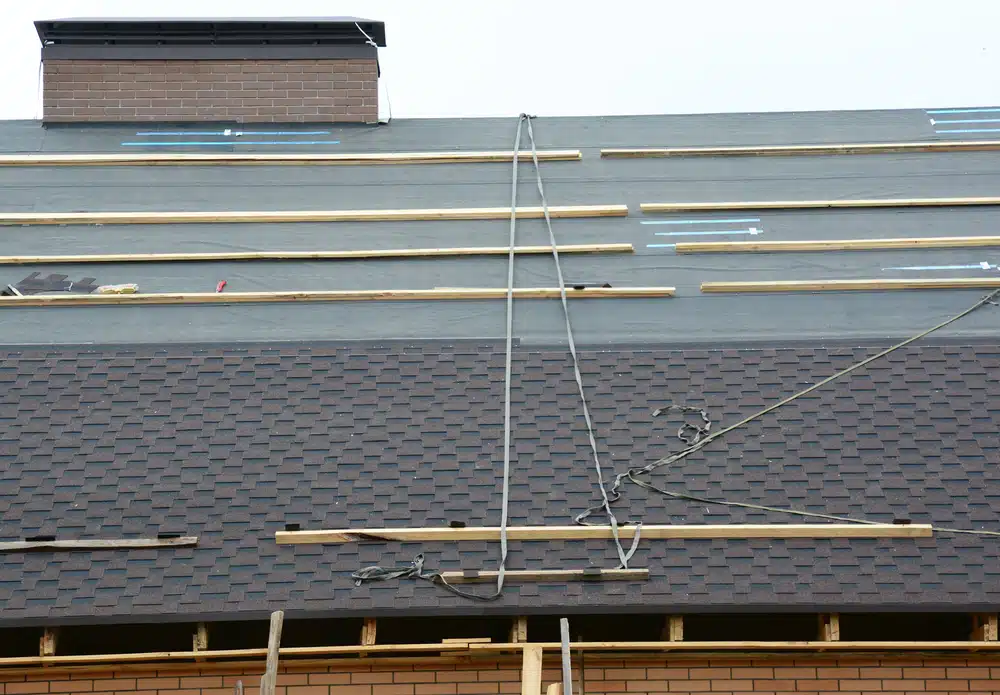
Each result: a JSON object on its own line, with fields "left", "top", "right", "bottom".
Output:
{"left": 41, "top": 59, "right": 378, "bottom": 123}
{"left": 2, "top": 655, "right": 999, "bottom": 695}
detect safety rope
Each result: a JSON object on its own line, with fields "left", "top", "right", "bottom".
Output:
{"left": 523, "top": 116, "right": 640, "bottom": 568}
{"left": 578, "top": 289, "right": 1000, "bottom": 533}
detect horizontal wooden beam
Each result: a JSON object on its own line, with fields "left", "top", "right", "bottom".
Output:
{"left": 439, "top": 568, "right": 649, "bottom": 584}
{"left": 701, "top": 278, "right": 1000, "bottom": 294}
{"left": 274, "top": 523, "right": 931, "bottom": 545}
{"left": 0, "top": 287, "right": 675, "bottom": 308}
{"left": 0, "top": 204, "right": 628, "bottom": 226}
{"left": 602, "top": 140, "right": 1000, "bottom": 158}
{"left": 641, "top": 197, "right": 1000, "bottom": 213}
{"left": 674, "top": 236, "right": 1000, "bottom": 254}
{"left": 0, "top": 537, "right": 198, "bottom": 552}
{"left": 0, "top": 150, "right": 583, "bottom": 167}
{"left": 5, "top": 639, "right": 1000, "bottom": 669}
{"left": 0, "top": 243, "right": 634, "bottom": 265}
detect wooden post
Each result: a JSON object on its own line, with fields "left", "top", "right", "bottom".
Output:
{"left": 546, "top": 685, "right": 562, "bottom": 695}
{"left": 361, "top": 618, "right": 377, "bottom": 646}
{"left": 39, "top": 627, "right": 58, "bottom": 657}
{"left": 560, "top": 618, "right": 573, "bottom": 695}
{"left": 259, "top": 611, "right": 284, "bottom": 695}
{"left": 971, "top": 614, "right": 998, "bottom": 641}
{"left": 193, "top": 623, "right": 209, "bottom": 651}
{"left": 521, "top": 645, "right": 543, "bottom": 695}
{"left": 510, "top": 616, "right": 528, "bottom": 644}
{"left": 819, "top": 614, "right": 840, "bottom": 641}
{"left": 661, "top": 616, "right": 683, "bottom": 642}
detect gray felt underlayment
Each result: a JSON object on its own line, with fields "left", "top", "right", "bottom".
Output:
{"left": 3, "top": 110, "right": 1000, "bottom": 346}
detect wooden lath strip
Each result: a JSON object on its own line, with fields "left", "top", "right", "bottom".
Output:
{"left": 641, "top": 197, "right": 1000, "bottom": 213}
{"left": 701, "top": 278, "right": 1000, "bottom": 294}
{"left": 439, "top": 568, "right": 649, "bottom": 584}
{"left": 602, "top": 140, "right": 1000, "bottom": 158}
{"left": 0, "top": 150, "right": 583, "bottom": 167}
{"left": 274, "top": 523, "right": 932, "bottom": 545}
{"left": 0, "top": 537, "right": 198, "bottom": 552}
{"left": 0, "top": 243, "right": 634, "bottom": 265}
{"left": 0, "top": 287, "right": 675, "bottom": 308}
{"left": 674, "top": 236, "right": 1000, "bottom": 254}
{"left": 0, "top": 204, "right": 628, "bottom": 226}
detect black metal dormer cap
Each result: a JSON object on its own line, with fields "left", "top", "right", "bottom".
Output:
{"left": 34, "top": 17, "right": 386, "bottom": 60}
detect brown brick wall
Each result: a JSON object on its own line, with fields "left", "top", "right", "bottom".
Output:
{"left": 2, "top": 655, "right": 999, "bottom": 695}
{"left": 41, "top": 59, "right": 378, "bottom": 123}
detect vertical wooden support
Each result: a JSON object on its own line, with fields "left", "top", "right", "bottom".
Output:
{"left": 546, "top": 686, "right": 563, "bottom": 695}
{"left": 818, "top": 614, "right": 840, "bottom": 641}
{"left": 193, "top": 623, "right": 209, "bottom": 651}
{"left": 361, "top": 618, "right": 377, "bottom": 646}
{"left": 661, "top": 616, "right": 683, "bottom": 642}
{"left": 260, "top": 611, "right": 284, "bottom": 695}
{"left": 521, "top": 645, "right": 543, "bottom": 695}
{"left": 39, "top": 627, "right": 58, "bottom": 657}
{"left": 510, "top": 616, "right": 528, "bottom": 643}
{"left": 559, "top": 618, "right": 573, "bottom": 695}
{"left": 971, "top": 614, "right": 998, "bottom": 641}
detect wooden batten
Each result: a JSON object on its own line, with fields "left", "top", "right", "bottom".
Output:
{"left": 662, "top": 616, "right": 683, "bottom": 642}
{"left": 0, "top": 150, "right": 584, "bottom": 167}
{"left": 39, "top": 628, "right": 58, "bottom": 657}
{"left": 641, "top": 197, "right": 1000, "bottom": 213}
{"left": 601, "top": 140, "right": 1000, "bottom": 158}
{"left": 673, "top": 236, "right": 1000, "bottom": 254}
{"left": 701, "top": 278, "right": 1000, "bottom": 294}
{"left": 0, "top": 537, "right": 198, "bottom": 552}
{"left": 511, "top": 617, "right": 529, "bottom": 644}
{"left": 521, "top": 645, "right": 543, "bottom": 695}
{"left": 971, "top": 614, "right": 998, "bottom": 641}
{"left": 818, "top": 614, "right": 840, "bottom": 641}
{"left": 0, "top": 204, "right": 628, "bottom": 227}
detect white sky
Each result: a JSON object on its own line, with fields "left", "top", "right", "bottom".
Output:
{"left": 2, "top": 0, "right": 999, "bottom": 121}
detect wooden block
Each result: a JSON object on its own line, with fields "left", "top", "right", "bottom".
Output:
{"left": 546, "top": 685, "right": 563, "bottom": 695}
{"left": 602, "top": 140, "right": 1000, "bottom": 158}
{"left": 701, "top": 278, "right": 1000, "bottom": 294}
{"left": 361, "top": 618, "right": 377, "bottom": 647}
{"left": 440, "top": 568, "right": 648, "bottom": 584}
{"left": 0, "top": 287, "right": 676, "bottom": 308}
{"left": 641, "top": 197, "right": 1000, "bottom": 213}
{"left": 0, "top": 204, "right": 629, "bottom": 226}
{"left": 39, "top": 628, "right": 58, "bottom": 657}
{"left": 818, "top": 614, "right": 840, "bottom": 641}
{"left": 274, "top": 523, "right": 933, "bottom": 545}
{"left": 662, "top": 616, "right": 683, "bottom": 642}
{"left": 522, "top": 645, "right": 543, "bottom": 695}
{"left": 971, "top": 614, "right": 998, "bottom": 641}
{"left": 0, "top": 150, "right": 583, "bottom": 167}
{"left": 511, "top": 617, "right": 529, "bottom": 644}
{"left": 193, "top": 623, "right": 209, "bottom": 651}
{"left": 674, "top": 236, "right": 1000, "bottom": 254}
{"left": 0, "top": 243, "right": 635, "bottom": 266}
{"left": 0, "top": 537, "right": 198, "bottom": 552}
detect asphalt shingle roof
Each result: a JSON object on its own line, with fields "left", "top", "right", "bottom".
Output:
{"left": 2, "top": 339, "right": 999, "bottom": 625}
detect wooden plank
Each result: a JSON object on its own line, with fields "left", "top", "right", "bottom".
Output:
{"left": 442, "top": 638, "right": 492, "bottom": 644}
{"left": 0, "top": 204, "right": 628, "bottom": 227}
{"left": 511, "top": 617, "right": 528, "bottom": 644}
{"left": 546, "top": 685, "right": 562, "bottom": 695}
{"left": 701, "top": 278, "right": 1000, "bottom": 294}
{"left": 971, "top": 614, "right": 998, "bottom": 641}
{"left": 466, "top": 640, "right": 1000, "bottom": 652}
{"left": 663, "top": 616, "right": 683, "bottom": 642}
{"left": 559, "top": 619, "right": 573, "bottom": 695}
{"left": 0, "top": 287, "right": 675, "bottom": 308}
{"left": 260, "top": 611, "right": 284, "bottom": 695}
{"left": 602, "top": 140, "right": 1000, "bottom": 158}
{"left": 440, "top": 568, "right": 649, "bottom": 584}
{"left": 818, "top": 614, "right": 840, "bottom": 641}
{"left": 361, "top": 619, "right": 377, "bottom": 647}
{"left": 39, "top": 628, "right": 58, "bottom": 657}
{"left": 674, "top": 236, "right": 1000, "bottom": 254}
{"left": 274, "top": 523, "right": 932, "bottom": 545}
{"left": 0, "top": 243, "right": 635, "bottom": 266}
{"left": 0, "top": 537, "right": 198, "bottom": 552}
{"left": 0, "top": 150, "right": 583, "bottom": 167}
{"left": 641, "top": 197, "right": 1000, "bottom": 213}
{"left": 521, "top": 645, "right": 543, "bottom": 695}
{"left": 193, "top": 623, "right": 209, "bottom": 652}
